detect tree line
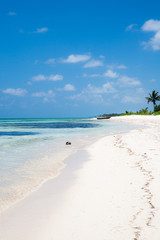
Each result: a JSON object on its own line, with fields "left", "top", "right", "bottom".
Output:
{"left": 99, "top": 90, "right": 160, "bottom": 117}
{"left": 123, "top": 90, "right": 160, "bottom": 116}
{"left": 146, "top": 90, "right": 160, "bottom": 111}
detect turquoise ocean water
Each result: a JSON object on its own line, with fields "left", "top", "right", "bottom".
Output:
{"left": 0, "top": 118, "right": 134, "bottom": 213}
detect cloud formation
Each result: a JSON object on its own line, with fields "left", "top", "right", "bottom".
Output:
{"left": 142, "top": 19, "right": 160, "bottom": 32}
{"left": 3, "top": 88, "right": 27, "bottom": 96}
{"left": 121, "top": 95, "right": 141, "bottom": 103}
{"left": 83, "top": 67, "right": 127, "bottom": 79}
{"left": 83, "top": 73, "right": 101, "bottom": 78}
{"left": 32, "top": 74, "right": 63, "bottom": 81}
{"left": 45, "top": 58, "right": 55, "bottom": 64}
{"left": 118, "top": 75, "right": 141, "bottom": 86}
{"left": 86, "top": 83, "right": 116, "bottom": 94}
{"left": 70, "top": 82, "right": 116, "bottom": 103}
{"left": 33, "top": 28, "right": 49, "bottom": 33}
{"left": 32, "top": 90, "right": 55, "bottom": 102}
{"left": 57, "top": 84, "right": 76, "bottom": 91}
{"left": 117, "top": 65, "right": 127, "bottom": 69}
{"left": 126, "top": 24, "right": 137, "bottom": 31}
{"left": 83, "top": 59, "right": 103, "bottom": 68}
{"left": 104, "top": 70, "right": 118, "bottom": 78}
{"left": 63, "top": 84, "right": 75, "bottom": 91}
{"left": 142, "top": 19, "right": 160, "bottom": 50}
{"left": 62, "top": 54, "right": 90, "bottom": 63}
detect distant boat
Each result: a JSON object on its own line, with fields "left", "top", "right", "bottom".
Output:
{"left": 96, "top": 117, "right": 111, "bottom": 120}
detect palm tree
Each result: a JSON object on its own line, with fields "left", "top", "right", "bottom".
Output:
{"left": 146, "top": 90, "right": 160, "bottom": 110}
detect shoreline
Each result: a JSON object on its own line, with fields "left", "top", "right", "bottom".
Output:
{"left": 0, "top": 117, "right": 136, "bottom": 214}
{"left": 0, "top": 115, "right": 160, "bottom": 239}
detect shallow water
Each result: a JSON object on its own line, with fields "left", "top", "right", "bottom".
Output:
{"left": 0, "top": 118, "right": 135, "bottom": 213}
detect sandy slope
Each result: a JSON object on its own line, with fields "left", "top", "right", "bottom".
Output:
{"left": 0, "top": 115, "right": 160, "bottom": 240}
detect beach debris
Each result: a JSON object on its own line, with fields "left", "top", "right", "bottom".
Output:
{"left": 97, "top": 117, "right": 111, "bottom": 120}
{"left": 66, "top": 141, "right": 71, "bottom": 145}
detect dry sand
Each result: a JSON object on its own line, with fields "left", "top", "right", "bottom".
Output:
{"left": 0, "top": 115, "right": 160, "bottom": 240}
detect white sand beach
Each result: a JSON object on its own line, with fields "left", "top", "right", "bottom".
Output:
{"left": 0, "top": 115, "right": 160, "bottom": 240}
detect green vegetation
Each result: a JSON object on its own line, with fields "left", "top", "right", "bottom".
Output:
{"left": 99, "top": 113, "right": 121, "bottom": 117}
{"left": 99, "top": 90, "right": 160, "bottom": 117}
{"left": 154, "top": 104, "right": 160, "bottom": 112}
{"left": 154, "top": 111, "right": 160, "bottom": 115}
{"left": 121, "top": 107, "right": 151, "bottom": 116}
{"left": 121, "top": 105, "right": 160, "bottom": 116}
{"left": 121, "top": 90, "right": 160, "bottom": 116}
{"left": 146, "top": 90, "right": 160, "bottom": 111}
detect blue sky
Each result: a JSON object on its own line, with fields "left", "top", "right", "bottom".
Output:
{"left": 0, "top": 0, "right": 160, "bottom": 117}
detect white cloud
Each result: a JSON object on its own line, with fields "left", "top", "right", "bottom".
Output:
{"left": 121, "top": 96, "right": 141, "bottom": 103}
{"left": 33, "top": 27, "right": 49, "bottom": 33}
{"left": 136, "top": 88, "right": 145, "bottom": 94}
{"left": 143, "top": 31, "right": 160, "bottom": 50}
{"left": 141, "top": 19, "right": 160, "bottom": 50}
{"left": 106, "top": 64, "right": 115, "bottom": 69}
{"left": 83, "top": 59, "right": 103, "bottom": 68}
{"left": 142, "top": 19, "right": 160, "bottom": 32}
{"left": 112, "top": 94, "right": 119, "bottom": 99}
{"left": 8, "top": 12, "right": 16, "bottom": 16}
{"left": 104, "top": 70, "right": 119, "bottom": 78}
{"left": 118, "top": 75, "right": 141, "bottom": 86}
{"left": 121, "top": 87, "right": 146, "bottom": 104}
{"left": 106, "top": 64, "right": 127, "bottom": 70}
{"left": 86, "top": 83, "right": 116, "bottom": 94}
{"left": 117, "top": 65, "right": 127, "bottom": 69}
{"left": 62, "top": 54, "right": 90, "bottom": 63}
{"left": 151, "top": 78, "right": 156, "bottom": 82}
{"left": 45, "top": 58, "right": 55, "bottom": 64}
{"left": 84, "top": 69, "right": 125, "bottom": 79}
{"left": 32, "top": 74, "right": 63, "bottom": 81}
{"left": 99, "top": 55, "right": 105, "bottom": 58}
{"left": 70, "top": 82, "right": 116, "bottom": 103}
{"left": 32, "top": 74, "right": 47, "bottom": 81}
{"left": 63, "top": 84, "right": 75, "bottom": 91}
{"left": 126, "top": 24, "right": 137, "bottom": 31}
{"left": 83, "top": 73, "right": 101, "bottom": 78}
{"left": 32, "top": 92, "right": 47, "bottom": 97}
{"left": 3, "top": 88, "right": 27, "bottom": 96}
{"left": 70, "top": 92, "right": 103, "bottom": 103}
{"left": 57, "top": 84, "right": 76, "bottom": 91}
{"left": 32, "top": 90, "right": 55, "bottom": 102}
{"left": 32, "top": 90, "right": 54, "bottom": 97}
{"left": 48, "top": 75, "right": 63, "bottom": 81}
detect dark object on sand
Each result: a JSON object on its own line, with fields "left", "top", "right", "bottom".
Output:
{"left": 97, "top": 117, "right": 111, "bottom": 120}
{"left": 66, "top": 141, "right": 71, "bottom": 145}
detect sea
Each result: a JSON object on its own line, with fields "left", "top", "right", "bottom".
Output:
{"left": 0, "top": 118, "right": 134, "bottom": 213}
